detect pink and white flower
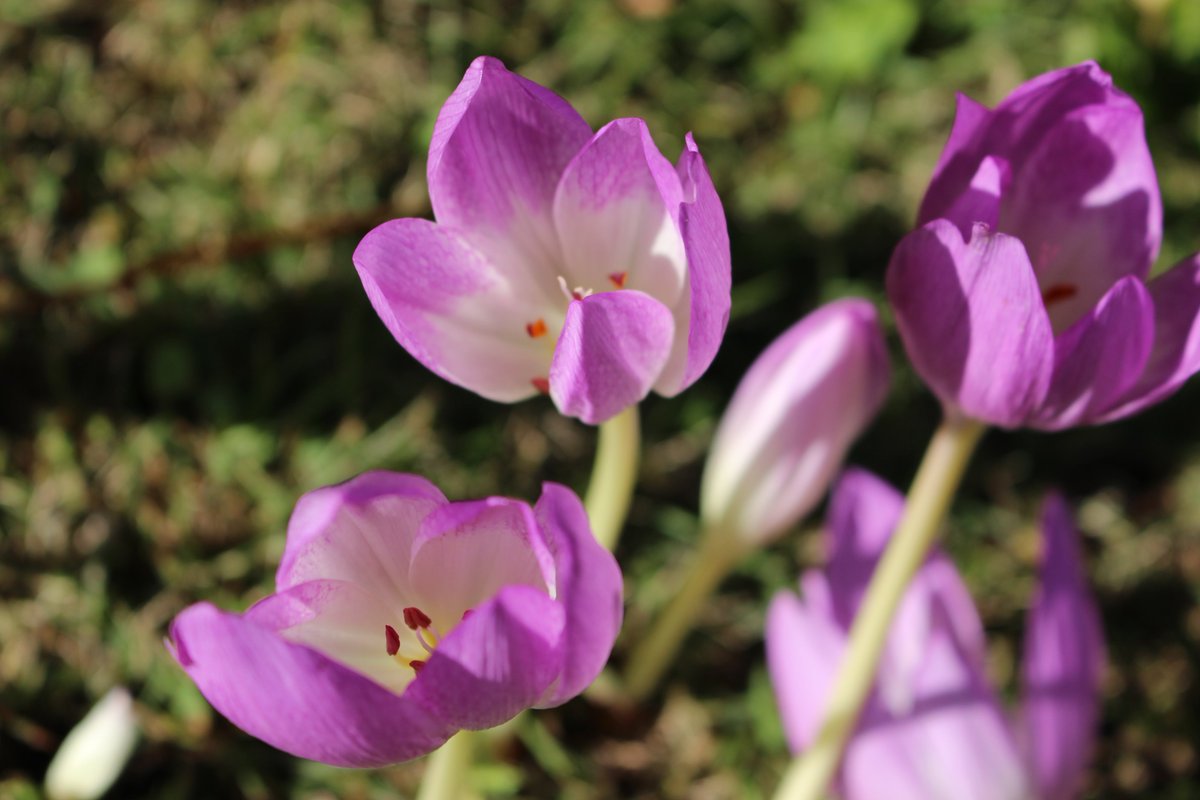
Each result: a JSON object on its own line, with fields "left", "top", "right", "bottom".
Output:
{"left": 168, "top": 472, "right": 622, "bottom": 766}
{"left": 354, "top": 56, "right": 731, "bottom": 424}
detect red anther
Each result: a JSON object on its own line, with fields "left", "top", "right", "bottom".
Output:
{"left": 1041, "top": 283, "right": 1078, "bottom": 306}
{"left": 385, "top": 624, "right": 401, "bottom": 656}
{"left": 531, "top": 377, "right": 550, "bottom": 395}
{"left": 410, "top": 659, "right": 426, "bottom": 673}
{"left": 608, "top": 271, "right": 628, "bottom": 289}
{"left": 526, "top": 318, "right": 548, "bottom": 338}
{"left": 403, "top": 606, "right": 432, "bottom": 630}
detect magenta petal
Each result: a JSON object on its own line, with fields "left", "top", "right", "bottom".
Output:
{"left": 1000, "top": 104, "right": 1161, "bottom": 330}
{"left": 887, "top": 220, "right": 1055, "bottom": 427}
{"left": 824, "top": 468, "right": 905, "bottom": 625}
{"left": 169, "top": 603, "right": 452, "bottom": 767}
{"left": 765, "top": 584, "right": 847, "bottom": 755}
{"left": 1018, "top": 494, "right": 1106, "bottom": 800}
{"left": 1033, "top": 276, "right": 1154, "bottom": 430}
{"left": 938, "top": 155, "right": 1011, "bottom": 237}
{"left": 919, "top": 92, "right": 993, "bottom": 226}
{"left": 661, "top": 133, "right": 732, "bottom": 395}
{"left": 404, "top": 584, "right": 566, "bottom": 731}
{"left": 1100, "top": 254, "right": 1200, "bottom": 421}
{"left": 846, "top": 600, "right": 1029, "bottom": 800}
{"left": 427, "top": 56, "right": 591, "bottom": 238}
{"left": 532, "top": 483, "right": 623, "bottom": 706}
{"left": 354, "top": 218, "right": 558, "bottom": 402}
{"left": 548, "top": 290, "right": 675, "bottom": 424}
{"left": 277, "top": 471, "right": 445, "bottom": 598}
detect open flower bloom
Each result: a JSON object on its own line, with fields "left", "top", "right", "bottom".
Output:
{"left": 355, "top": 56, "right": 731, "bottom": 424}
{"left": 700, "top": 299, "right": 889, "bottom": 546}
{"left": 168, "top": 473, "right": 622, "bottom": 767}
{"left": 766, "top": 470, "right": 1105, "bottom": 800}
{"left": 889, "top": 62, "right": 1200, "bottom": 429}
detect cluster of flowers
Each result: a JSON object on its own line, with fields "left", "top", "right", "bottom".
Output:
{"left": 168, "top": 57, "right": 1200, "bottom": 796}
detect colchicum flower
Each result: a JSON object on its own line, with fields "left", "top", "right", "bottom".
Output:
{"left": 766, "top": 470, "right": 1105, "bottom": 800}
{"left": 168, "top": 473, "right": 622, "bottom": 766}
{"left": 354, "top": 56, "right": 731, "bottom": 425}
{"left": 888, "top": 62, "right": 1200, "bottom": 429}
{"left": 700, "top": 299, "right": 889, "bottom": 545}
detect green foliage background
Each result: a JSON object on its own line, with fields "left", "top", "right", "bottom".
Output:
{"left": 2, "top": 0, "right": 1200, "bottom": 797}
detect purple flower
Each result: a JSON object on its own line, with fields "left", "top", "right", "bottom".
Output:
{"left": 766, "top": 470, "right": 1105, "bottom": 800}
{"left": 167, "top": 472, "right": 622, "bottom": 767}
{"left": 354, "top": 57, "right": 731, "bottom": 424}
{"left": 700, "top": 299, "right": 889, "bottom": 545}
{"left": 889, "top": 62, "right": 1200, "bottom": 429}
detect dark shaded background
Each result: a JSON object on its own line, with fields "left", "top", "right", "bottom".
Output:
{"left": 2, "top": 0, "right": 1199, "bottom": 797}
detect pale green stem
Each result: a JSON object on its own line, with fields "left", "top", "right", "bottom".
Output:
{"left": 623, "top": 528, "right": 745, "bottom": 701}
{"left": 416, "top": 731, "right": 477, "bottom": 800}
{"left": 584, "top": 405, "right": 641, "bottom": 551}
{"left": 771, "top": 415, "right": 986, "bottom": 800}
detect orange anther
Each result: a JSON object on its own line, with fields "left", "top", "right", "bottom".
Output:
{"left": 531, "top": 377, "right": 551, "bottom": 395}
{"left": 526, "top": 318, "right": 548, "bottom": 338}
{"left": 609, "top": 271, "right": 628, "bottom": 289}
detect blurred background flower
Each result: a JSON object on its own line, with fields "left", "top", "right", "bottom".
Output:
{"left": 3, "top": 0, "right": 1200, "bottom": 797}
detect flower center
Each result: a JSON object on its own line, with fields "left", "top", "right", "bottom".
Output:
{"left": 524, "top": 272, "right": 631, "bottom": 393}
{"left": 383, "top": 605, "right": 474, "bottom": 675}
{"left": 1041, "top": 282, "right": 1077, "bottom": 307}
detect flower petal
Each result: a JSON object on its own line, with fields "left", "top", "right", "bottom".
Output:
{"left": 765, "top": 583, "right": 847, "bottom": 754}
{"left": 354, "top": 218, "right": 557, "bottom": 402}
{"left": 824, "top": 468, "right": 906, "bottom": 622}
{"left": 699, "top": 299, "right": 889, "bottom": 545}
{"left": 531, "top": 483, "right": 624, "bottom": 706}
{"left": 276, "top": 471, "right": 446, "bottom": 608}
{"left": 846, "top": 599, "right": 1030, "bottom": 800}
{"left": 169, "top": 603, "right": 452, "bottom": 767}
{"left": 403, "top": 584, "right": 566, "bottom": 731}
{"left": 887, "top": 220, "right": 1055, "bottom": 427}
{"left": 407, "top": 498, "right": 556, "bottom": 629}
{"left": 553, "top": 118, "right": 688, "bottom": 313}
{"left": 1018, "top": 493, "right": 1106, "bottom": 800}
{"left": 656, "top": 134, "right": 732, "bottom": 395}
{"left": 548, "top": 290, "right": 675, "bottom": 424}
{"left": 937, "top": 155, "right": 1011, "bottom": 236}
{"left": 428, "top": 56, "right": 591, "bottom": 302}
{"left": 918, "top": 92, "right": 992, "bottom": 226}
{"left": 1000, "top": 104, "right": 1161, "bottom": 331}
{"left": 1099, "top": 254, "right": 1200, "bottom": 421}
{"left": 246, "top": 579, "right": 411, "bottom": 695}
{"left": 1033, "top": 276, "right": 1154, "bottom": 430}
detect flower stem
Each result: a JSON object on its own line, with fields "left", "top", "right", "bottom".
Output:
{"left": 416, "top": 731, "right": 477, "bottom": 800}
{"left": 622, "top": 528, "right": 744, "bottom": 701}
{"left": 584, "top": 405, "right": 641, "bottom": 551}
{"left": 771, "top": 415, "right": 986, "bottom": 800}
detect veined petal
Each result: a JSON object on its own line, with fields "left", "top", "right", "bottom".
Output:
{"left": 276, "top": 471, "right": 446, "bottom": 608}
{"left": 355, "top": 219, "right": 559, "bottom": 402}
{"left": 1034, "top": 276, "right": 1154, "bottom": 430}
{"left": 247, "top": 579, "right": 410, "bottom": 695}
{"left": 765, "top": 584, "right": 847, "bottom": 754}
{"left": 1018, "top": 493, "right": 1105, "bottom": 800}
{"left": 548, "top": 290, "right": 675, "bottom": 424}
{"left": 532, "top": 483, "right": 624, "bottom": 706}
{"left": 428, "top": 56, "right": 592, "bottom": 303}
{"left": 168, "top": 603, "right": 453, "bottom": 767}
{"left": 408, "top": 498, "right": 556, "bottom": 629}
{"left": 404, "top": 584, "right": 565, "bottom": 731}
{"left": 1000, "top": 104, "right": 1161, "bottom": 331}
{"left": 887, "top": 220, "right": 1055, "bottom": 427}
{"left": 656, "top": 134, "right": 732, "bottom": 395}
{"left": 553, "top": 118, "right": 688, "bottom": 312}
{"left": 1099, "top": 254, "right": 1200, "bottom": 421}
